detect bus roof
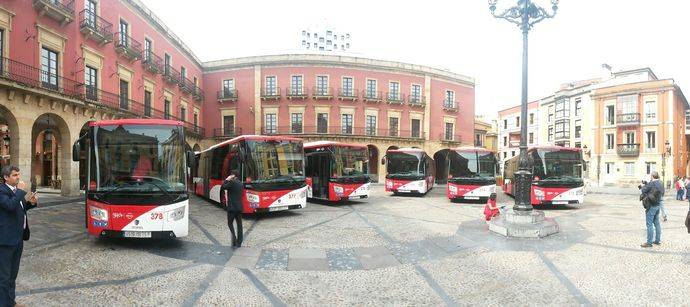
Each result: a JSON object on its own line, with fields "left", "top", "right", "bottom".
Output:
{"left": 205, "top": 135, "right": 303, "bottom": 152}
{"left": 387, "top": 148, "right": 425, "bottom": 154}
{"left": 451, "top": 147, "right": 495, "bottom": 153}
{"left": 89, "top": 119, "right": 183, "bottom": 127}
{"left": 530, "top": 146, "right": 582, "bottom": 152}
{"left": 304, "top": 141, "right": 367, "bottom": 150}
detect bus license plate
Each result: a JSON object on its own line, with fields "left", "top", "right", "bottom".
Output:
{"left": 465, "top": 196, "right": 479, "bottom": 200}
{"left": 269, "top": 206, "right": 288, "bottom": 212}
{"left": 552, "top": 201, "right": 567, "bottom": 205}
{"left": 397, "top": 190, "right": 410, "bottom": 193}
{"left": 123, "top": 231, "right": 152, "bottom": 238}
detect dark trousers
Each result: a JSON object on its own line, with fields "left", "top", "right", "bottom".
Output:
{"left": 677, "top": 189, "right": 684, "bottom": 200}
{"left": 227, "top": 210, "right": 243, "bottom": 247}
{"left": 0, "top": 241, "right": 23, "bottom": 307}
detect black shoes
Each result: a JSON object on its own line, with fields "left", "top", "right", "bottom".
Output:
{"left": 640, "top": 243, "right": 653, "bottom": 248}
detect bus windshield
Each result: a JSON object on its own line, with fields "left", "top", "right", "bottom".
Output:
{"left": 333, "top": 146, "right": 368, "bottom": 177}
{"left": 94, "top": 124, "right": 186, "bottom": 193}
{"left": 244, "top": 140, "right": 304, "bottom": 183}
{"left": 387, "top": 152, "right": 421, "bottom": 175}
{"left": 532, "top": 149, "right": 582, "bottom": 180}
{"left": 448, "top": 150, "right": 496, "bottom": 178}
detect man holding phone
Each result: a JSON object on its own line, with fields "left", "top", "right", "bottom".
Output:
{"left": 0, "top": 165, "right": 38, "bottom": 307}
{"left": 221, "top": 170, "right": 244, "bottom": 247}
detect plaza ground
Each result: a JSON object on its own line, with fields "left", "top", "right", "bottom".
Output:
{"left": 14, "top": 186, "right": 690, "bottom": 306}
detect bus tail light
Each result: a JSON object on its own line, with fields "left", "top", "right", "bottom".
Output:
{"left": 90, "top": 206, "right": 108, "bottom": 221}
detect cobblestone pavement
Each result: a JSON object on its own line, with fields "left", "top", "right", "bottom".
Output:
{"left": 14, "top": 186, "right": 690, "bottom": 306}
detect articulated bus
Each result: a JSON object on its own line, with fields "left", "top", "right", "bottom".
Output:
{"left": 193, "top": 135, "right": 307, "bottom": 213}
{"left": 304, "top": 141, "right": 370, "bottom": 201}
{"left": 446, "top": 147, "right": 498, "bottom": 202}
{"left": 384, "top": 148, "right": 435, "bottom": 195}
{"left": 503, "top": 146, "right": 585, "bottom": 206}
{"left": 72, "top": 119, "right": 194, "bottom": 239}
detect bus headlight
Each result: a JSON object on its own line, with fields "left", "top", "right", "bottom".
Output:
{"left": 169, "top": 205, "right": 186, "bottom": 221}
{"left": 418, "top": 181, "right": 425, "bottom": 187}
{"left": 534, "top": 189, "right": 545, "bottom": 199}
{"left": 299, "top": 189, "right": 307, "bottom": 198}
{"left": 448, "top": 185, "right": 458, "bottom": 193}
{"left": 574, "top": 189, "right": 584, "bottom": 196}
{"left": 90, "top": 206, "right": 108, "bottom": 221}
{"left": 246, "top": 193, "right": 260, "bottom": 203}
{"left": 334, "top": 186, "right": 344, "bottom": 195}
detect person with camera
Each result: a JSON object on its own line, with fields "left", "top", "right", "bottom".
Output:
{"left": 639, "top": 171, "right": 663, "bottom": 248}
{"left": 221, "top": 170, "right": 244, "bottom": 248}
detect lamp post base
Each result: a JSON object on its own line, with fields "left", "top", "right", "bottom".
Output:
{"left": 489, "top": 208, "right": 559, "bottom": 238}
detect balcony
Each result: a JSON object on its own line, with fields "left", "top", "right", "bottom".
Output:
{"left": 79, "top": 10, "right": 112, "bottom": 45}
{"left": 337, "top": 88, "right": 358, "bottom": 101}
{"left": 0, "top": 56, "right": 82, "bottom": 99}
{"left": 217, "top": 89, "right": 238, "bottom": 102}
{"left": 616, "top": 113, "right": 640, "bottom": 126}
{"left": 141, "top": 52, "right": 164, "bottom": 74}
{"left": 184, "top": 124, "right": 205, "bottom": 139}
{"left": 443, "top": 100, "right": 459, "bottom": 112}
{"left": 260, "top": 126, "right": 425, "bottom": 140}
{"left": 114, "top": 33, "right": 142, "bottom": 61}
{"left": 386, "top": 92, "right": 405, "bottom": 105}
{"left": 193, "top": 86, "right": 204, "bottom": 102}
{"left": 179, "top": 77, "right": 194, "bottom": 94}
{"left": 440, "top": 133, "right": 462, "bottom": 143}
{"left": 33, "top": 0, "right": 74, "bottom": 26}
{"left": 312, "top": 86, "right": 333, "bottom": 100}
{"left": 286, "top": 87, "right": 308, "bottom": 100}
{"left": 617, "top": 144, "right": 640, "bottom": 157}
{"left": 362, "top": 90, "right": 383, "bottom": 103}
{"left": 260, "top": 87, "right": 281, "bottom": 100}
{"left": 408, "top": 96, "right": 426, "bottom": 107}
{"left": 213, "top": 127, "right": 242, "bottom": 138}
{"left": 163, "top": 65, "right": 180, "bottom": 84}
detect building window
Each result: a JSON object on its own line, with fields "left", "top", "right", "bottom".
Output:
{"left": 223, "top": 115, "right": 235, "bottom": 135}
{"left": 389, "top": 117, "right": 399, "bottom": 137}
{"left": 291, "top": 113, "right": 303, "bottom": 133}
{"left": 388, "top": 82, "right": 400, "bottom": 100}
{"left": 342, "top": 114, "right": 353, "bottom": 134}
{"left": 40, "top": 47, "right": 59, "bottom": 90}
{"left": 605, "top": 105, "right": 615, "bottom": 125}
{"left": 143, "top": 38, "right": 152, "bottom": 62}
{"left": 511, "top": 151, "right": 516, "bottom": 157}
{"left": 194, "top": 112, "right": 199, "bottom": 127}
{"left": 606, "top": 134, "right": 614, "bottom": 150}
{"left": 475, "top": 133, "right": 483, "bottom": 147}
{"left": 163, "top": 99, "right": 170, "bottom": 119}
{"left": 291, "top": 75, "right": 303, "bottom": 95}
{"left": 84, "top": 0, "right": 97, "bottom": 26}
{"left": 180, "top": 106, "right": 186, "bottom": 122}
{"left": 265, "top": 76, "right": 276, "bottom": 95}
{"left": 575, "top": 99, "right": 582, "bottom": 116}
{"left": 624, "top": 131, "right": 635, "bottom": 144}
{"left": 575, "top": 142, "right": 581, "bottom": 148}
{"left": 164, "top": 53, "right": 171, "bottom": 72}
{"left": 555, "top": 98, "right": 569, "bottom": 119}
{"left": 445, "top": 123, "right": 454, "bottom": 140}
{"left": 575, "top": 119, "right": 581, "bottom": 138}
{"left": 503, "top": 120, "right": 508, "bottom": 129}
{"left": 180, "top": 66, "right": 186, "bottom": 80}
{"left": 444, "top": 91, "right": 455, "bottom": 108}
{"left": 411, "top": 119, "right": 421, "bottom": 138}
{"left": 223, "top": 79, "right": 235, "bottom": 97}
{"left": 366, "top": 79, "right": 377, "bottom": 98}
{"left": 316, "top": 75, "right": 329, "bottom": 95}
{"left": 548, "top": 105, "right": 554, "bottom": 123}
{"left": 365, "top": 115, "right": 376, "bottom": 136}
{"left": 317, "top": 113, "right": 328, "bottom": 133}
{"left": 84, "top": 65, "right": 97, "bottom": 101}
{"left": 624, "top": 162, "right": 635, "bottom": 176}
{"left": 529, "top": 113, "right": 534, "bottom": 125}
{"left": 503, "top": 152, "right": 507, "bottom": 159}
{"left": 119, "top": 20, "right": 128, "bottom": 47}
{"left": 646, "top": 131, "right": 656, "bottom": 150}
{"left": 646, "top": 162, "right": 657, "bottom": 175}
{"left": 605, "top": 162, "right": 614, "bottom": 174}
{"left": 410, "top": 84, "right": 421, "bottom": 103}
{"left": 644, "top": 100, "right": 657, "bottom": 121}
{"left": 119, "top": 80, "right": 129, "bottom": 110}
{"left": 619, "top": 95, "right": 637, "bottom": 114}
{"left": 516, "top": 116, "right": 520, "bottom": 127}
{"left": 144, "top": 90, "right": 152, "bottom": 117}
{"left": 529, "top": 132, "right": 534, "bottom": 144}
{"left": 548, "top": 126, "right": 553, "bottom": 142}
{"left": 503, "top": 136, "right": 507, "bottom": 146}
{"left": 264, "top": 114, "right": 277, "bottom": 134}
{"left": 342, "top": 77, "right": 353, "bottom": 97}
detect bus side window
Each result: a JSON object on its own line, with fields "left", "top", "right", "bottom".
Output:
{"left": 228, "top": 144, "right": 241, "bottom": 179}
{"left": 211, "top": 146, "right": 228, "bottom": 180}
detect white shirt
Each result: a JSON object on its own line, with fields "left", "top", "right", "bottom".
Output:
{"left": 6, "top": 183, "right": 27, "bottom": 229}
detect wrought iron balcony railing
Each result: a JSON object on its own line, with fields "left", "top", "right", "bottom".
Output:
{"left": 286, "top": 86, "right": 308, "bottom": 99}
{"left": 163, "top": 65, "right": 180, "bottom": 84}
{"left": 114, "top": 32, "right": 142, "bottom": 61}
{"left": 33, "top": 0, "right": 75, "bottom": 25}
{"left": 617, "top": 143, "right": 640, "bottom": 157}
{"left": 260, "top": 126, "right": 425, "bottom": 139}
{"left": 616, "top": 113, "right": 641, "bottom": 126}
{"left": 213, "top": 127, "right": 242, "bottom": 138}
{"left": 179, "top": 76, "right": 194, "bottom": 94}
{"left": 193, "top": 86, "right": 204, "bottom": 102}
{"left": 443, "top": 100, "right": 459, "bottom": 112}
{"left": 0, "top": 56, "right": 82, "bottom": 99}
{"left": 440, "top": 133, "right": 462, "bottom": 143}
{"left": 260, "top": 87, "right": 281, "bottom": 100}
{"left": 312, "top": 86, "right": 333, "bottom": 99}
{"left": 141, "top": 51, "right": 164, "bottom": 74}
{"left": 337, "top": 88, "right": 358, "bottom": 101}
{"left": 217, "top": 89, "right": 238, "bottom": 102}
{"left": 362, "top": 90, "right": 383, "bottom": 103}
{"left": 386, "top": 92, "right": 404, "bottom": 104}
{"left": 408, "top": 95, "right": 426, "bottom": 107}
{"left": 78, "top": 9, "right": 112, "bottom": 44}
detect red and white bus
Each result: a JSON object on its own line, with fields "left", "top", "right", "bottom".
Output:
{"left": 304, "top": 141, "right": 370, "bottom": 201}
{"left": 192, "top": 135, "right": 307, "bottom": 213}
{"left": 503, "top": 146, "right": 585, "bottom": 206}
{"left": 446, "top": 147, "right": 498, "bottom": 202}
{"left": 384, "top": 148, "right": 435, "bottom": 195}
{"left": 72, "top": 119, "right": 194, "bottom": 239}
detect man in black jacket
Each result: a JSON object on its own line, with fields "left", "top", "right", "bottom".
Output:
{"left": 640, "top": 171, "right": 663, "bottom": 248}
{"left": 221, "top": 170, "right": 244, "bottom": 247}
{"left": 0, "top": 165, "right": 38, "bottom": 307}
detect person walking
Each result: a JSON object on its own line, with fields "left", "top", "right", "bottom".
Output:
{"left": 685, "top": 176, "right": 690, "bottom": 200}
{"left": 221, "top": 170, "right": 244, "bottom": 248}
{"left": 640, "top": 171, "right": 662, "bottom": 248}
{"left": 676, "top": 177, "right": 684, "bottom": 200}
{"left": 0, "top": 165, "right": 38, "bottom": 307}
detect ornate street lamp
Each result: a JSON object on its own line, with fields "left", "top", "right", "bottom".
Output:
{"left": 488, "top": 0, "right": 559, "bottom": 211}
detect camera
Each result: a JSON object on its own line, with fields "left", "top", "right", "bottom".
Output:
{"left": 638, "top": 180, "right": 648, "bottom": 190}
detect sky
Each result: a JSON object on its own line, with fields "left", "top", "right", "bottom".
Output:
{"left": 140, "top": 0, "right": 690, "bottom": 120}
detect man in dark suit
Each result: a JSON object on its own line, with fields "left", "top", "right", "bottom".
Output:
{"left": 0, "top": 165, "right": 38, "bottom": 307}
{"left": 221, "top": 170, "right": 244, "bottom": 247}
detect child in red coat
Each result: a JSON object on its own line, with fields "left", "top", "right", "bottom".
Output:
{"left": 484, "top": 193, "right": 499, "bottom": 222}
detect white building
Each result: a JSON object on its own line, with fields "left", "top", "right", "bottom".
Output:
{"left": 300, "top": 27, "right": 351, "bottom": 52}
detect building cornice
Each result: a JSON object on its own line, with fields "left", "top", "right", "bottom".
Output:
{"left": 201, "top": 54, "right": 475, "bottom": 87}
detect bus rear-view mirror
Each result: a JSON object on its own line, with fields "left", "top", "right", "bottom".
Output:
{"left": 72, "top": 142, "right": 80, "bottom": 162}
{"left": 186, "top": 151, "right": 196, "bottom": 167}
{"left": 381, "top": 156, "right": 386, "bottom": 165}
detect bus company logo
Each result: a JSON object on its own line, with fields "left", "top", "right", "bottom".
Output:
{"left": 134, "top": 220, "right": 140, "bottom": 226}
{"left": 92, "top": 220, "right": 107, "bottom": 228}
{"left": 125, "top": 213, "right": 134, "bottom": 220}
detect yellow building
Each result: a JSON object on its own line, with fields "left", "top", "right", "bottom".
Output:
{"left": 474, "top": 116, "right": 498, "bottom": 151}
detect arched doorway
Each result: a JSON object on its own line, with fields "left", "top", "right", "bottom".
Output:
{"left": 434, "top": 149, "right": 450, "bottom": 184}
{"left": 367, "top": 144, "right": 379, "bottom": 183}
{"left": 0, "top": 105, "right": 19, "bottom": 171}
{"left": 31, "top": 113, "right": 72, "bottom": 194}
